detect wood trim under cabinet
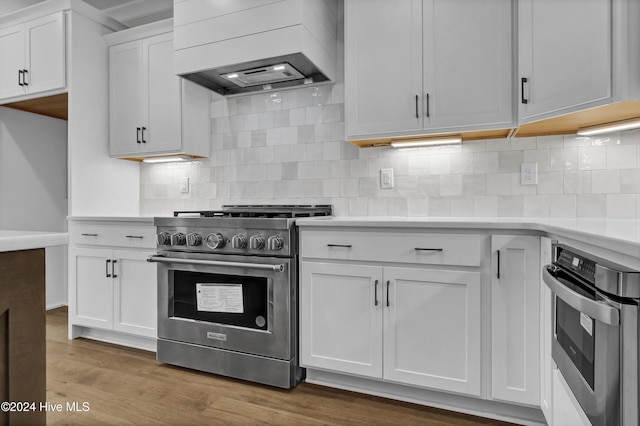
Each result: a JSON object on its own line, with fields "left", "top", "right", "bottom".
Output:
{"left": 513, "top": 100, "right": 640, "bottom": 138}
{"left": 2, "top": 92, "right": 68, "bottom": 121}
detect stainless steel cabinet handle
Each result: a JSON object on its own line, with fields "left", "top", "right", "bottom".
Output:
{"left": 22, "top": 69, "right": 28, "bottom": 86}
{"left": 386, "top": 280, "right": 390, "bottom": 307}
{"left": 81, "top": 233, "right": 98, "bottom": 237}
{"left": 136, "top": 127, "right": 141, "bottom": 143}
{"left": 327, "top": 244, "right": 352, "bottom": 248}
{"left": 415, "top": 94, "right": 419, "bottom": 118}
{"left": 125, "top": 235, "right": 144, "bottom": 239}
{"left": 543, "top": 267, "right": 619, "bottom": 326}
{"left": 415, "top": 248, "right": 443, "bottom": 252}
{"left": 497, "top": 250, "right": 501, "bottom": 279}
{"left": 18, "top": 70, "right": 24, "bottom": 86}
{"left": 141, "top": 126, "right": 146, "bottom": 143}
{"left": 374, "top": 280, "right": 379, "bottom": 306}
{"left": 112, "top": 259, "right": 117, "bottom": 278}
{"left": 147, "top": 255, "right": 285, "bottom": 272}
{"left": 521, "top": 77, "right": 529, "bottom": 104}
{"left": 106, "top": 259, "right": 111, "bottom": 278}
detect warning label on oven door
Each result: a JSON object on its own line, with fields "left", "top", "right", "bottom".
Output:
{"left": 196, "top": 283, "right": 244, "bottom": 313}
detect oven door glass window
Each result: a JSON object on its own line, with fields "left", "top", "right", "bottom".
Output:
{"left": 556, "top": 296, "right": 596, "bottom": 389}
{"left": 171, "top": 270, "right": 268, "bottom": 330}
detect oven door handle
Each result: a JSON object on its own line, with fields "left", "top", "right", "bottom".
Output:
{"left": 147, "top": 255, "right": 285, "bottom": 272}
{"left": 543, "top": 267, "right": 619, "bottom": 326}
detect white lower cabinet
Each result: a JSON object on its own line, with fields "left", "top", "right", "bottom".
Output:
{"left": 490, "top": 235, "right": 541, "bottom": 406}
{"left": 70, "top": 249, "right": 156, "bottom": 337}
{"left": 383, "top": 267, "right": 481, "bottom": 395}
{"left": 300, "top": 230, "right": 482, "bottom": 397}
{"left": 68, "top": 219, "right": 157, "bottom": 350}
{"left": 300, "top": 263, "right": 383, "bottom": 378}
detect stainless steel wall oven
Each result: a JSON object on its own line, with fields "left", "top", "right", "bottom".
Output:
{"left": 148, "top": 205, "right": 332, "bottom": 389}
{"left": 543, "top": 243, "right": 640, "bottom": 426}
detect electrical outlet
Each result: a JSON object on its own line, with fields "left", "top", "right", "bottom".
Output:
{"left": 180, "top": 177, "right": 190, "bottom": 193}
{"left": 380, "top": 168, "right": 394, "bottom": 189}
{"left": 520, "top": 163, "right": 538, "bottom": 185}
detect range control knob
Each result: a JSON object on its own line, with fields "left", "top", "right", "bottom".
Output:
{"left": 186, "top": 232, "right": 202, "bottom": 246}
{"left": 156, "top": 231, "right": 171, "bottom": 245}
{"left": 231, "top": 234, "right": 248, "bottom": 249}
{"left": 267, "top": 235, "right": 284, "bottom": 251}
{"left": 249, "top": 234, "right": 265, "bottom": 250}
{"left": 170, "top": 232, "right": 186, "bottom": 246}
{"left": 205, "top": 233, "right": 226, "bottom": 249}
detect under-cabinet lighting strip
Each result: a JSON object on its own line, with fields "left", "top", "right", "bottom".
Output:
{"left": 142, "top": 155, "right": 193, "bottom": 163}
{"left": 390, "top": 136, "right": 462, "bottom": 148}
{"left": 577, "top": 117, "right": 640, "bottom": 136}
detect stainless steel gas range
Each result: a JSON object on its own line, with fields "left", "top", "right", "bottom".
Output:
{"left": 147, "top": 205, "right": 332, "bottom": 388}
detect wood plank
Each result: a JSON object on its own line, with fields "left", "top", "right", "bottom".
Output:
{"left": 2, "top": 93, "right": 68, "bottom": 121}
{"left": 514, "top": 100, "right": 640, "bottom": 138}
{"left": 0, "top": 310, "right": 7, "bottom": 426}
{"left": 0, "top": 249, "right": 46, "bottom": 426}
{"left": 45, "top": 308, "right": 513, "bottom": 426}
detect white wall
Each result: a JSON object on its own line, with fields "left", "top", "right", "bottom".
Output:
{"left": 0, "top": 106, "right": 68, "bottom": 308}
{"left": 67, "top": 10, "right": 140, "bottom": 217}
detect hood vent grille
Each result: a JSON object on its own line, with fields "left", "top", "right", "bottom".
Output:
{"left": 221, "top": 63, "right": 304, "bottom": 88}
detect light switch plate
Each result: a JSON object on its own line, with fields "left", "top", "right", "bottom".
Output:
{"left": 380, "top": 168, "right": 394, "bottom": 189}
{"left": 180, "top": 177, "right": 189, "bottom": 193}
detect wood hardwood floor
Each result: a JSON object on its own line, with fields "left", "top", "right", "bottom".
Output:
{"left": 46, "top": 308, "right": 514, "bottom": 425}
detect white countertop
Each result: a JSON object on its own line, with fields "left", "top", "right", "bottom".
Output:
{"left": 67, "top": 216, "right": 155, "bottom": 223}
{"left": 0, "top": 230, "right": 69, "bottom": 253}
{"left": 297, "top": 217, "right": 640, "bottom": 259}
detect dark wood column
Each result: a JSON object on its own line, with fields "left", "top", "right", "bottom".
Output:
{"left": 0, "top": 248, "right": 46, "bottom": 426}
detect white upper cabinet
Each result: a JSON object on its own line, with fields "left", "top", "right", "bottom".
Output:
{"left": 518, "top": 0, "right": 611, "bottom": 122}
{"left": 107, "top": 23, "right": 210, "bottom": 159}
{"left": 422, "top": 0, "right": 513, "bottom": 131}
{"left": 109, "top": 40, "right": 144, "bottom": 156}
{"left": 345, "top": 0, "right": 513, "bottom": 141}
{"left": 0, "top": 12, "right": 65, "bottom": 101}
{"left": 345, "top": 0, "right": 423, "bottom": 136}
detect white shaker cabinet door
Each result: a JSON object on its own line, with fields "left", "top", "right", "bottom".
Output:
{"left": 0, "top": 24, "right": 25, "bottom": 99}
{"left": 69, "top": 248, "right": 114, "bottom": 330}
{"left": 423, "top": 0, "right": 513, "bottom": 131}
{"left": 518, "top": 0, "right": 611, "bottom": 122}
{"left": 490, "top": 235, "right": 541, "bottom": 406}
{"left": 109, "top": 40, "right": 144, "bottom": 156}
{"left": 113, "top": 250, "right": 157, "bottom": 338}
{"left": 345, "top": 0, "right": 423, "bottom": 137}
{"left": 300, "top": 262, "right": 383, "bottom": 379}
{"left": 143, "top": 32, "right": 181, "bottom": 154}
{"left": 383, "top": 267, "right": 482, "bottom": 396}
{"left": 25, "top": 12, "right": 65, "bottom": 95}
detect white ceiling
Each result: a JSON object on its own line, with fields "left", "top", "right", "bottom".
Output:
{"left": 0, "top": 0, "right": 173, "bottom": 27}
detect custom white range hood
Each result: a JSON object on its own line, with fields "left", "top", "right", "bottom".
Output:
{"left": 173, "top": 0, "right": 338, "bottom": 96}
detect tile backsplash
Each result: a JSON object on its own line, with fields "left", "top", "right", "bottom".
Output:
{"left": 140, "top": 83, "right": 640, "bottom": 218}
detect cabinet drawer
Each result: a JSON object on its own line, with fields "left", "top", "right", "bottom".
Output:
{"left": 300, "top": 230, "right": 482, "bottom": 267}
{"left": 70, "top": 223, "right": 156, "bottom": 249}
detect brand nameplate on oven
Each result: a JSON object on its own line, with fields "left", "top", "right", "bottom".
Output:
{"left": 206, "top": 332, "right": 227, "bottom": 341}
{"left": 580, "top": 312, "right": 593, "bottom": 336}
{"left": 196, "top": 283, "right": 244, "bottom": 313}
